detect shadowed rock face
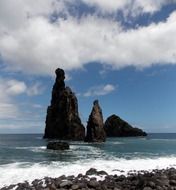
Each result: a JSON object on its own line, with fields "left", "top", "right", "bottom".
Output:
{"left": 104, "top": 114, "right": 147, "bottom": 137}
{"left": 44, "top": 68, "right": 85, "bottom": 140}
{"left": 85, "top": 100, "right": 106, "bottom": 142}
{"left": 47, "top": 141, "right": 69, "bottom": 150}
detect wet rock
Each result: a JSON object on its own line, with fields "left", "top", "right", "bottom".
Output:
{"left": 85, "top": 168, "right": 108, "bottom": 176}
{"left": 86, "top": 168, "right": 98, "bottom": 175}
{"left": 71, "top": 184, "right": 79, "bottom": 190}
{"left": 170, "top": 180, "right": 176, "bottom": 185}
{"left": 44, "top": 68, "right": 85, "bottom": 140}
{"left": 47, "top": 141, "right": 69, "bottom": 150}
{"left": 88, "top": 180, "right": 99, "bottom": 188}
{"left": 98, "top": 170, "right": 108, "bottom": 175}
{"left": 143, "top": 187, "right": 153, "bottom": 190}
{"left": 104, "top": 114, "right": 147, "bottom": 137}
{"left": 147, "top": 181, "right": 155, "bottom": 188}
{"left": 85, "top": 100, "right": 106, "bottom": 142}
{"left": 4, "top": 168, "right": 176, "bottom": 190}
{"left": 60, "top": 180, "right": 73, "bottom": 188}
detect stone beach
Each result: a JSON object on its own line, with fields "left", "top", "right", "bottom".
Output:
{"left": 2, "top": 168, "right": 176, "bottom": 190}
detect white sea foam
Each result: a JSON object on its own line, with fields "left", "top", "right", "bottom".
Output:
{"left": 110, "top": 141, "right": 124, "bottom": 145}
{"left": 15, "top": 146, "right": 46, "bottom": 153}
{"left": 1, "top": 156, "right": 176, "bottom": 188}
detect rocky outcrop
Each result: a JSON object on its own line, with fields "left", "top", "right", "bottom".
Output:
{"left": 104, "top": 114, "right": 147, "bottom": 137}
{"left": 85, "top": 100, "right": 106, "bottom": 142}
{"left": 47, "top": 141, "right": 69, "bottom": 150}
{"left": 44, "top": 68, "right": 85, "bottom": 140}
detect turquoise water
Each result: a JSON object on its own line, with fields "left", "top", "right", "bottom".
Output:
{"left": 0, "top": 133, "right": 176, "bottom": 187}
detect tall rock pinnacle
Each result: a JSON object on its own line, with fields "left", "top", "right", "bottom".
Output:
{"left": 85, "top": 100, "right": 106, "bottom": 142}
{"left": 44, "top": 68, "right": 85, "bottom": 140}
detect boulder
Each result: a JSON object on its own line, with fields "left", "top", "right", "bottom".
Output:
{"left": 85, "top": 100, "right": 106, "bottom": 142}
{"left": 86, "top": 168, "right": 108, "bottom": 176}
{"left": 104, "top": 114, "right": 147, "bottom": 137}
{"left": 47, "top": 141, "right": 69, "bottom": 150}
{"left": 44, "top": 68, "right": 85, "bottom": 140}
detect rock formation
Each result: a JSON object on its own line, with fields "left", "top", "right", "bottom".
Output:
{"left": 47, "top": 141, "right": 69, "bottom": 150}
{"left": 104, "top": 114, "right": 147, "bottom": 137}
{"left": 44, "top": 68, "right": 85, "bottom": 140}
{"left": 85, "top": 100, "right": 106, "bottom": 142}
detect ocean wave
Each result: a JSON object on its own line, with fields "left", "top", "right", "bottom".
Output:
{"left": 15, "top": 146, "right": 46, "bottom": 152}
{"left": 1, "top": 156, "right": 176, "bottom": 188}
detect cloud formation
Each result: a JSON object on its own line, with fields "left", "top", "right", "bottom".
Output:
{"left": 81, "top": 0, "right": 176, "bottom": 15}
{"left": 0, "top": 77, "right": 44, "bottom": 119}
{"left": 84, "top": 84, "right": 116, "bottom": 97}
{"left": 0, "top": 1, "right": 176, "bottom": 76}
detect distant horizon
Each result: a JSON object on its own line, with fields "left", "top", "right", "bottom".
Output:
{"left": 2, "top": 132, "right": 176, "bottom": 135}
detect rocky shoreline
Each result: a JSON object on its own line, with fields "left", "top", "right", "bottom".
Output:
{"left": 2, "top": 168, "right": 176, "bottom": 190}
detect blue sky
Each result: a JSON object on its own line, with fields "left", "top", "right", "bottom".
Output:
{"left": 0, "top": 0, "right": 176, "bottom": 133}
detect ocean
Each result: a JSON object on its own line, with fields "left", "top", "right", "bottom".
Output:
{"left": 0, "top": 133, "right": 176, "bottom": 187}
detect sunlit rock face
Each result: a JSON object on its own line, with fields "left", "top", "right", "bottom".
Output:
{"left": 85, "top": 100, "right": 106, "bottom": 142}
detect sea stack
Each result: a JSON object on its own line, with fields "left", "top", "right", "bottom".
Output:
{"left": 44, "top": 68, "right": 85, "bottom": 140}
{"left": 104, "top": 114, "right": 147, "bottom": 137}
{"left": 85, "top": 100, "right": 106, "bottom": 142}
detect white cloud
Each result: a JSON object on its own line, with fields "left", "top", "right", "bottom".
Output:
{"left": 27, "top": 82, "right": 44, "bottom": 96}
{"left": 0, "top": 103, "right": 19, "bottom": 119}
{"left": 0, "top": 1, "right": 176, "bottom": 77}
{"left": 0, "top": 78, "right": 23, "bottom": 119}
{"left": 0, "top": 120, "right": 43, "bottom": 129}
{"left": 0, "top": 7, "right": 176, "bottom": 76}
{"left": 6, "top": 80, "right": 27, "bottom": 95}
{"left": 84, "top": 84, "right": 116, "bottom": 97}
{"left": 0, "top": 78, "right": 44, "bottom": 120}
{"left": 0, "top": 0, "right": 65, "bottom": 30}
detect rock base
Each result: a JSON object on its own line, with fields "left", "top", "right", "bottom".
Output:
{"left": 47, "top": 141, "right": 69, "bottom": 150}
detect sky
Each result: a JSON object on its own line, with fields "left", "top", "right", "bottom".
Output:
{"left": 0, "top": 0, "right": 176, "bottom": 133}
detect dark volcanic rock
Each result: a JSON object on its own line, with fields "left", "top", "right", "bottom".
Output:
{"left": 85, "top": 100, "right": 106, "bottom": 142}
{"left": 44, "top": 68, "right": 85, "bottom": 140}
{"left": 47, "top": 141, "right": 69, "bottom": 150}
{"left": 4, "top": 168, "right": 176, "bottom": 190}
{"left": 105, "top": 114, "right": 147, "bottom": 137}
{"left": 86, "top": 168, "right": 108, "bottom": 176}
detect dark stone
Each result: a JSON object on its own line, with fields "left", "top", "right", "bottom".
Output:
{"left": 98, "top": 171, "right": 108, "bottom": 175}
{"left": 59, "top": 180, "right": 73, "bottom": 188}
{"left": 104, "top": 114, "right": 147, "bottom": 137}
{"left": 47, "top": 141, "right": 69, "bottom": 150}
{"left": 44, "top": 68, "right": 85, "bottom": 140}
{"left": 71, "top": 184, "right": 79, "bottom": 190}
{"left": 86, "top": 168, "right": 98, "bottom": 175}
{"left": 85, "top": 100, "right": 106, "bottom": 142}
{"left": 88, "top": 180, "right": 100, "bottom": 188}
{"left": 85, "top": 168, "right": 108, "bottom": 176}
{"left": 143, "top": 187, "right": 152, "bottom": 190}
{"left": 4, "top": 168, "right": 176, "bottom": 190}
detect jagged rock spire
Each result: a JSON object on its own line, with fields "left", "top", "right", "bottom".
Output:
{"left": 85, "top": 100, "right": 106, "bottom": 142}
{"left": 44, "top": 68, "right": 85, "bottom": 140}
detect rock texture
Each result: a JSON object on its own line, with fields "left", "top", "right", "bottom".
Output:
{"left": 3, "top": 168, "right": 176, "bottom": 190}
{"left": 85, "top": 100, "right": 106, "bottom": 142}
{"left": 47, "top": 141, "right": 69, "bottom": 150}
{"left": 44, "top": 68, "right": 85, "bottom": 140}
{"left": 105, "top": 114, "right": 147, "bottom": 137}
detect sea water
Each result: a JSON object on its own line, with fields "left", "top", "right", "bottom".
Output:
{"left": 0, "top": 133, "right": 176, "bottom": 187}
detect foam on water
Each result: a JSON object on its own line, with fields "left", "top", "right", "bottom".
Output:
{"left": 1, "top": 156, "right": 176, "bottom": 187}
